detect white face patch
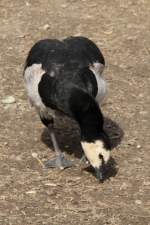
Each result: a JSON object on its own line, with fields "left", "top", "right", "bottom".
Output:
{"left": 89, "top": 62, "right": 106, "bottom": 104}
{"left": 81, "top": 140, "right": 110, "bottom": 168}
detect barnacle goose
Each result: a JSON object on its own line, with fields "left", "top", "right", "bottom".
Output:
{"left": 24, "top": 36, "right": 111, "bottom": 181}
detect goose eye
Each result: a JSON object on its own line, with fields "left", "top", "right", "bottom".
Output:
{"left": 99, "top": 154, "right": 105, "bottom": 165}
{"left": 99, "top": 154, "right": 103, "bottom": 160}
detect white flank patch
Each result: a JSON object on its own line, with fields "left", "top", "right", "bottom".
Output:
{"left": 24, "top": 63, "right": 46, "bottom": 110}
{"left": 89, "top": 62, "right": 106, "bottom": 104}
{"left": 24, "top": 63, "right": 56, "bottom": 119}
{"left": 81, "top": 140, "right": 110, "bottom": 168}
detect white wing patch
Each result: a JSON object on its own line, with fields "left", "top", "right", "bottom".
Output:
{"left": 24, "top": 63, "right": 46, "bottom": 110}
{"left": 24, "top": 63, "right": 56, "bottom": 119}
{"left": 89, "top": 62, "right": 106, "bottom": 104}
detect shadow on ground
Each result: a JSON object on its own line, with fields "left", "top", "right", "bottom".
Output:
{"left": 83, "top": 157, "right": 118, "bottom": 182}
{"left": 41, "top": 116, "right": 124, "bottom": 180}
{"left": 104, "top": 117, "right": 124, "bottom": 149}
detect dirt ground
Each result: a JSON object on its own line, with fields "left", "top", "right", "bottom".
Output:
{"left": 0, "top": 0, "right": 150, "bottom": 224}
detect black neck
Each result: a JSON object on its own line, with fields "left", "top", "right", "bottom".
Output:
{"left": 69, "top": 88, "right": 109, "bottom": 144}
{"left": 78, "top": 103, "right": 104, "bottom": 142}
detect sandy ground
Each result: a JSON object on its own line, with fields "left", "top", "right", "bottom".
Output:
{"left": 0, "top": 0, "right": 150, "bottom": 224}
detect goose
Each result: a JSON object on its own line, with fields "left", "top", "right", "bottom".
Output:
{"left": 23, "top": 36, "right": 111, "bottom": 181}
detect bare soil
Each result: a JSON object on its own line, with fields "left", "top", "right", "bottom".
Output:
{"left": 0, "top": 0, "right": 150, "bottom": 224}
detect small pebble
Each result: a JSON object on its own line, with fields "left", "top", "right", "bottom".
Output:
{"left": 2, "top": 96, "right": 16, "bottom": 104}
{"left": 26, "top": 1, "right": 30, "bottom": 6}
{"left": 26, "top": 190, "right": 36, "bottom": 194}
{"left": 120, "top": 182, "right": 128, "bottom": 190}
{"left": 143, "top": 181, "right": 150, "bottom": 186}
{"left": 44, "top": 183, "right": 57, "bottom": 187}
{"left": 4, "top": 142, "right": 8, "bottom": 146}
{"left": 32, "top": 152, "right": 38, "bottom": 158}
{"left": 127, "top": 139, "right": 135, "bottom": 146}
{"left": 137, "top": 145, "right": 141, "bottom": 149}
{"left": 135, "top": 200, "right": 142, "bottom": 205}
{"left": 137, "top": 157, "right": 142, "bottom": 162}
{"left": 43, "top": 24, "right": 50, "bottom": 30}
{"left": 16, "top": 155, "right": 22, "bottom": 161}
{"left": 61, "top": 3, "right": 68, "bottom": 8}
{"left": 139, "top": 110, "right": 148, "bottom": 115}
{"left": 104, "top": 30, "right": 113, "bottom": 35}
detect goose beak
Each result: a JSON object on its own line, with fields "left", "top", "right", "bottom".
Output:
{"left": 95, "top": 166, "right": 105, "bottom": 182}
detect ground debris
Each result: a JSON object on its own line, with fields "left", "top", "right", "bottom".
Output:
{"left": 0, "top": 0, "right": 150, "bottom": 225}
{"left": 43, "top": 24, "right": 50, "bottom": 30}
{"left": 26, "top": 189, "right": 37, "bottom": 194}
{"left": 2, "top": 96, "right": 16, "bottom": 104}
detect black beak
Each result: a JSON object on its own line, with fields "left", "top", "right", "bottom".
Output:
{"left": 95, "top": 166, "right": 105, "bottom": 182}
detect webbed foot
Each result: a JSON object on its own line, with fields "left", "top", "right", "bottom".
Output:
{"left": 45, "top": 153, "right": 74, "bottom": 170}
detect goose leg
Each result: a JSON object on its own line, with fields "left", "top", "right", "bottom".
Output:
{"left": 40, "top": 116, "right": 74, "bottom": 169}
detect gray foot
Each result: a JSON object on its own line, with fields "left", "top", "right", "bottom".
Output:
{"left": 45, "top": 153, "right": 74, "bottom": 169}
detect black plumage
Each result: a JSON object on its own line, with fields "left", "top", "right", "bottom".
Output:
{"left": 24, "top": 36, "right": 110, "bottom": 181}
